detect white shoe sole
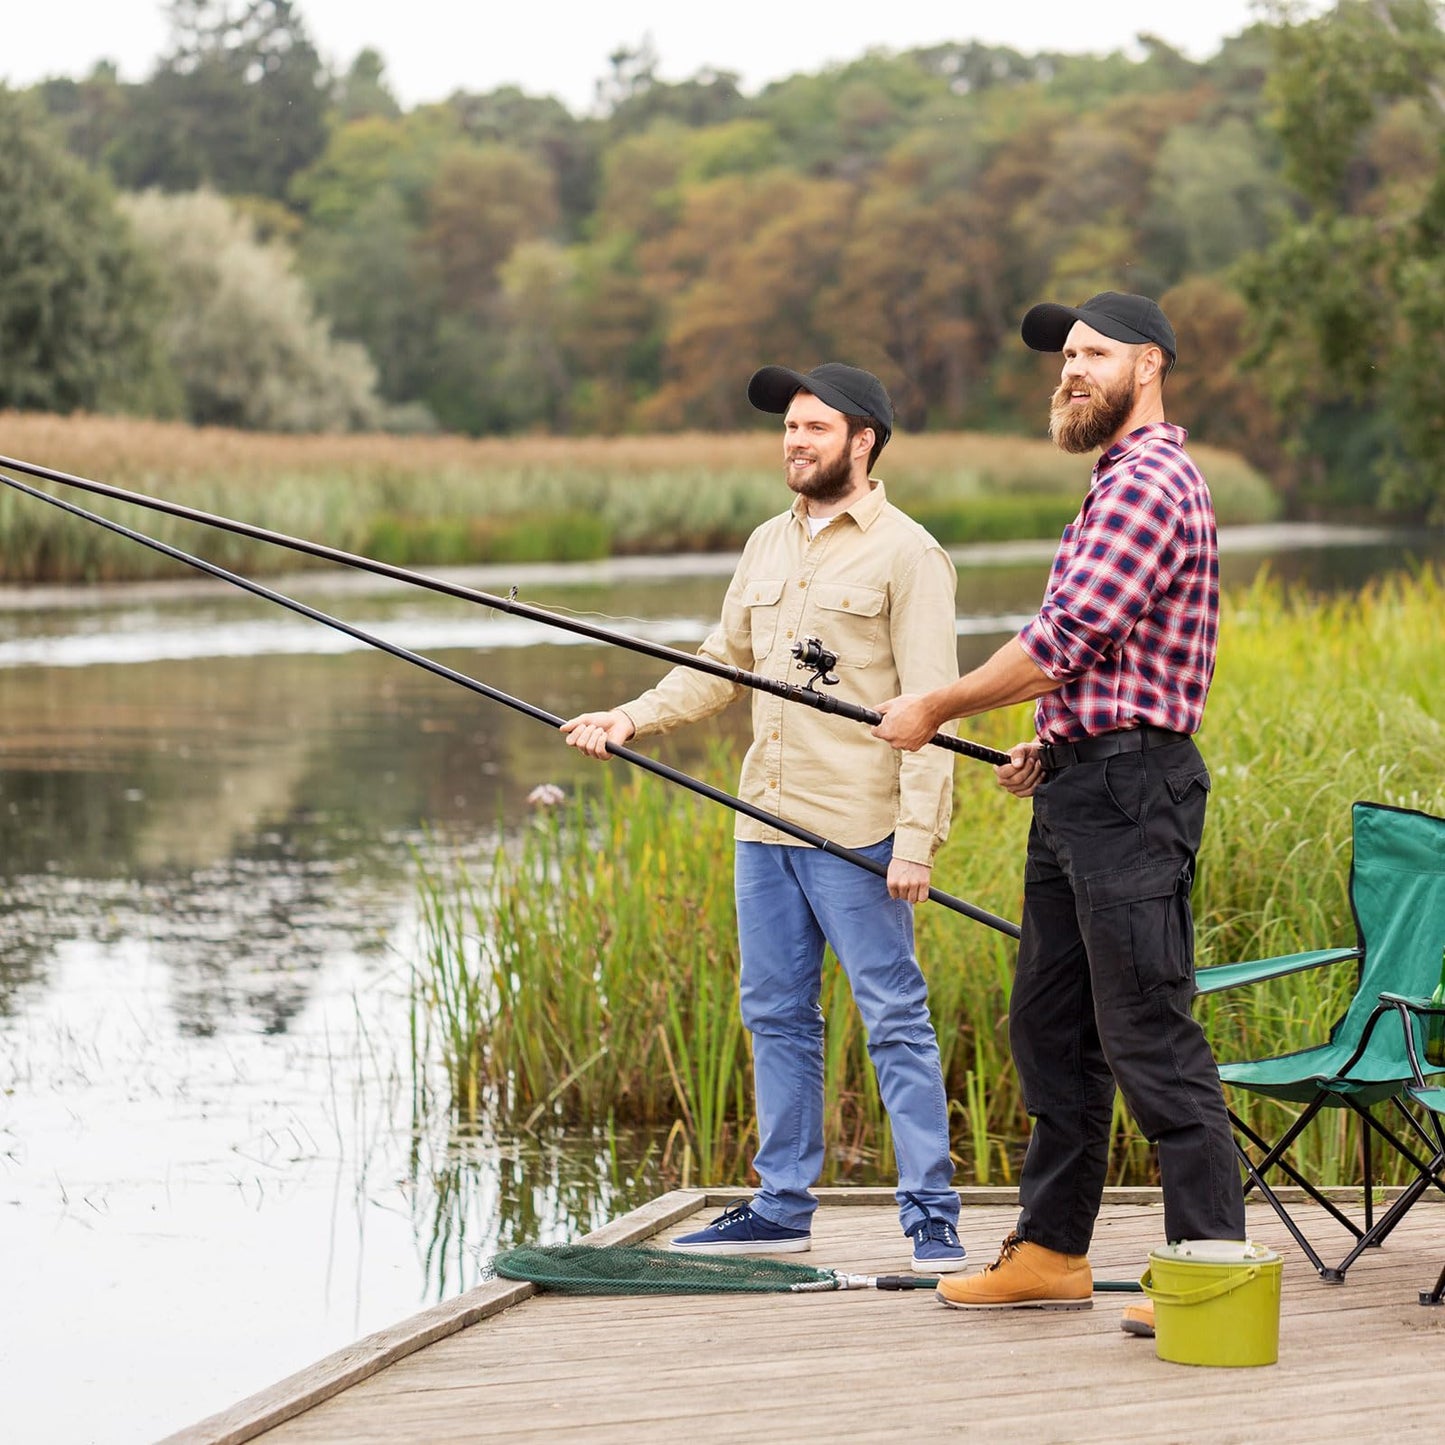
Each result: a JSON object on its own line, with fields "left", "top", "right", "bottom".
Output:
{"left": 912, "top": 1255, "right": 968, "bottom": 1274}
{"left": 668, "top": 1236, "right": 812, "bottom": 1255}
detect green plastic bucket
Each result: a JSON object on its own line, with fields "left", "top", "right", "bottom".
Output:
{"left": 1139, "top": 1239, "right": 1282, "bottom": 1367}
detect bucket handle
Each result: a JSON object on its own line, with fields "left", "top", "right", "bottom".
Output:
{"left": 1139, "top": 1264, "right": 1259, "bottom": 1308}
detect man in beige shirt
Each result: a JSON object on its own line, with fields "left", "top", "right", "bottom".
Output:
{"left": 562, "top": 362, "right": 965, "bottom": 1270}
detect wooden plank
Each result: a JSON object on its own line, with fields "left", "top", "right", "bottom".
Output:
{"left": 232, "top": 1195, "right": 1445, "bottom": 1444}
{"left": 173, "top": 1191, "right": 1445, "bottom": 1445}
{"left": 158, "top": 1190, "right": 707, "bottom": 1445}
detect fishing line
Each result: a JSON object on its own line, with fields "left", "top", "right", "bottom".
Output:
{"left": 0, "top": 453, "right": 1011, "bottom": 768}
{"left": 0, "top": 472, "right": 1020, "bottom": 940}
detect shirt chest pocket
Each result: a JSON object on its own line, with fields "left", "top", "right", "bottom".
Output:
{"left": 808, "top": 582, "right": 886, "bottom": 669}
{"left": 745, "top": 579, "right": 786, "bottom": 662}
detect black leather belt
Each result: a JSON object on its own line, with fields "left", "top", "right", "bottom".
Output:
{"left": 1038, "top": 725, "right": 1191, "bottom": 771}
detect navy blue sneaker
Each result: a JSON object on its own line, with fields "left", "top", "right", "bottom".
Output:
{"left": 669, "top": 1201, "right": 811, "bottom": 1255}
{"left": 909, "top": 1215, "right": 966, "bottom": 1273}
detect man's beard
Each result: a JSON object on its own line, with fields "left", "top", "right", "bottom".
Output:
{"left": 1049, "top": 373, "right": 1136, "bottom": 454}
{"left": 785, "top": 446, "right": 855, "bottom": 504}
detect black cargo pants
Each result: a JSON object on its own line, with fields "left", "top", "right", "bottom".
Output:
{"left": 1010, "top": 735, "right": 1246, "bottom": 1254}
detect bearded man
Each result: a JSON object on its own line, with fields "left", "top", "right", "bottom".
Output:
{"left": 873, "top": 294, "right": 1244, "bottom": 1332}
{"left": 562, "top": 363, "right": 967, "bottom": 1272}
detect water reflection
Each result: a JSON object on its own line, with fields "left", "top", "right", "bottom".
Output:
{"left": 411, "top": 1123, "right": 670, "bottom": 1299}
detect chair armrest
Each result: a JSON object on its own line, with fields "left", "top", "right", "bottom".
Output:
{"left": 1379, "top": 991, "right": 1445, "bottom": 1014}
{"left": 1195, "top": 945, "right": 1362, "bottom": 996}
{"left": 1407, "top": 1084, "right": 1445, "bottom": 1112}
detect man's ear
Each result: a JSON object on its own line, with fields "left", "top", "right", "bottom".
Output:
{"left": 853, "top": 426, "right": 875, "bottom": 462}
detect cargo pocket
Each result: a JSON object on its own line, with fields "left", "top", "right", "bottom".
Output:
{"left": 1166, "top": 763, "right": 1212, "bottom": 804}
{"left": 1085, "top": 859, "right": 1194, "bottom": 1001}
{"left": 809, "top": 582, "right": 885, "bottom": 669}
{"left": 745, "top": 579, "right": 785, "bottom": 662}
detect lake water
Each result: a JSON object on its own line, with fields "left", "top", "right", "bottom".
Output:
{"left": 1, "top": 523, "right": 1439, "bottom": 1443}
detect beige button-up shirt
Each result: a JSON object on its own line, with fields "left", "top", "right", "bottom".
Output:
{"left": 619, "top": 481, "right": 958, "bottom": 866}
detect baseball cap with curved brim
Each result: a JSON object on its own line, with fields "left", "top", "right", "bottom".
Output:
{"left": 747, "top": 362, "right": 893, "bottom": 446}
{"left": 1021, "top": 291, "right": 1177, "bottom": 365}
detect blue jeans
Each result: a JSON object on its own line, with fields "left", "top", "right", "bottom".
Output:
{"left": 734, "top": 838, "right": 958, "bottom": 1234}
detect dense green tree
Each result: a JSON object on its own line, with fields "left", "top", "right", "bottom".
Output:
{"left": 639, "top": 170, "right": 853, "bottom": 428}
{"left": 290, "top": 110, "right": 458, "bottom": 230}
{"left": 446, "top": 87, "right": 600, "bottom": 232}
{"left": 109, "top": 0, "right": 329, "bottom": 200}
{"left": 823, "top": 124, "right": 1003, "bottom": 428}
{"left": 600, "top": 41, "right": 746, "bottom": 137}
{"left": 32, "top": 65, "right": 132, "bottom": 171}
{"left": 557, "top": 233, "right": 665, "bottom": 431}
{"left": 301, "top": 188, "right": 439, "bottom": 412}
{"left": 1238, "top": 0, "right": 1445, "bottom": 518}
{"left": 494, "top": 240, "right": 577, "bottom": 429}
{"left": 755, "top": 51, "right": 957, "bottom": 174}
{"left": 0, "top": 88, "right": 167, "bottom": 415}
{"left": 416, "top": 144, "right": 559, "bottom": 318}
{"left": 332, "top": 48, "right": 400, "bottom": 124}
{"left": 1146, "top": 117, "right": 1286, "bottom": 281}
{"left": 124, "top": 189, "right": 381, "bottom": 431}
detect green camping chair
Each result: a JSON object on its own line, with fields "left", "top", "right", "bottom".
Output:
{"left": 1195, "top": 800, "right": 1445, "bottom": 1284}
{"left": 1374, "top": 1014, "right": 1445, "bottom": 1304}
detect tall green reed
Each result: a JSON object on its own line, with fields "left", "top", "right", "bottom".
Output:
{"left": 413, "top": 568, "right": 1445, "bottom": 1189}
{"left": 1, "top": 412, "right": 1278, "bottom": 582}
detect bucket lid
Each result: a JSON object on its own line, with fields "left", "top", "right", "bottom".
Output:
{"left": 1151, "top": 1238, "right": 1279, "bottom": 1265}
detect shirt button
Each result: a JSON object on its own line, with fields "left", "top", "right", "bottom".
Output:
{"left": 785, "top": 630, "right": 793, "bottom": 639}
{"left": 767, "top": 779, "right": 776, "bottom": 788}
{"left": 771, "top": 731, "right": 779, "bottom": 740}
{"left": 842, "top": 599, "right": 851, "bottom": 608}
{"left": 797, "top": 580, "right": 806, "bottom": 588}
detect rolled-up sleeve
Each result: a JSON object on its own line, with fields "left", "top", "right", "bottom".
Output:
{"left": 618, "top": 564, "right": 749, "bottom": 736}
{"left": 1019, "top": 478, "right": 1182, "bottom": 682}
{"left": 889, "top": 544, "right": 959, "bottom": 866}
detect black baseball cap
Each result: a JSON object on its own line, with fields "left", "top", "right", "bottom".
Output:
{"left": 1021, "top": 291, "right": 1177, "bottom": 365}
{"left": 747, "top": 362, "right": 893, "bottom": 447}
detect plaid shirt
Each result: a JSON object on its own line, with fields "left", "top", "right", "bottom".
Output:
{"left": 1018, "top": 423, "right": 1218, "bottom": 743}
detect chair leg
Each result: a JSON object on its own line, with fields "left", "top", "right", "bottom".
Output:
{"left": 1234, "top": 1100, "right": 1445, "bottom": 1284}
{"left": 1422, "top": 1263, "right": 1445, "bottom": 1307}
{"left": 1232, "top": 1138, "right": 1335, "bottom": 1281}
{"left": 1361, "top": 1121, "right": 1373, "bottom": 1236}
{"left": 1231, "top": 1107, "right": 1365, "bottom": 1257}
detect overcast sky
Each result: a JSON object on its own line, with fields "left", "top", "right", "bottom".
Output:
{"left": 5, "top": 1, "right": 1276, "bottom": 113}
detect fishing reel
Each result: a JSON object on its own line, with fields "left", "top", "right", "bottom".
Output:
{"left": 791, "top": 636, "right": 839, "bottom": 691}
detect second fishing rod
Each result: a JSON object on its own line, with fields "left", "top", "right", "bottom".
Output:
{"left": 0, "top": 452, "right": 1012, "bottom": 769}
{"left": 0, "top": 469, "right": 1021, "bottom": 942}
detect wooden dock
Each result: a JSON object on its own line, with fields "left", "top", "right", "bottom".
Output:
{"left": 167, "top": 1188, "right": 1445, "bottom": 1444}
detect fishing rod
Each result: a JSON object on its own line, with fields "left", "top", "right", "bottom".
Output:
{"left": 0, "top": 453, "right": 1011, "bottom": 769}
{"left": 0, "top": 472, "right": 1021, "bottom": 941}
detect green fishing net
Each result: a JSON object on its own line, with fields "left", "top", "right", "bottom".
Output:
{"left": 492, "top": 1243, "right": 926, "bottom": 1294}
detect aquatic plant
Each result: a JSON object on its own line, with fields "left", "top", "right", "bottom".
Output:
{"left": 412, "top": 568, "right": 1445, "bottom": 1189}
{"left": 0, "top": 411, "right": 1278, "bottom": 582}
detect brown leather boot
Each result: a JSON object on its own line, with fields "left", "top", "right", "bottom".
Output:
{"left": 936, "top": 1231, "right": 1092, "bottom": 1310}
{"left": 1120, "top": 1296, "right": 1155, "bottom": 1336}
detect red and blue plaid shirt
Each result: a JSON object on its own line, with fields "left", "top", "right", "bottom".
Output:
{"left": 1018, "top": 422, "right": 1218, "bottom": 743}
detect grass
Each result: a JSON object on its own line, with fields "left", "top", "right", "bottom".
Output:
{"left": 411, "top": 567, "right": 1445, "bottom": 1192}
{"left": 0, "top": 410, "right": 1280, "bottom": 582}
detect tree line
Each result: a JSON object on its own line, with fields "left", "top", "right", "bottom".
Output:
{"left": 4, "top": 0, "right": 1444, "bottom": 520}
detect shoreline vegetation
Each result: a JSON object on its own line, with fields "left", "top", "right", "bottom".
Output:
{"left": 412, "top": 569, "right": 1445, "bottom": 1191}
{"left": 0, "top": 411, "right": 1280, "bottom": 584}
